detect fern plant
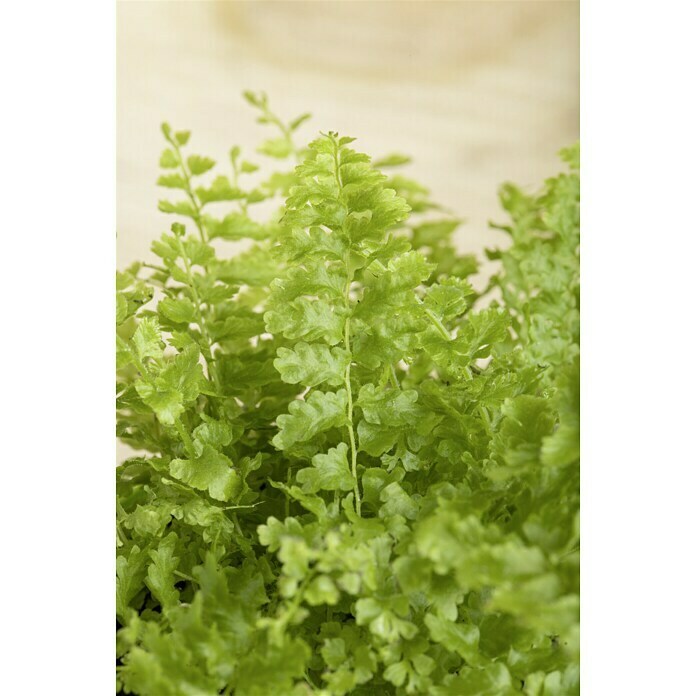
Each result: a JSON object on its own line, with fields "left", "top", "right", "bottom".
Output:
{"left": 116, "top": 93, "right": 579, "bottom": 695}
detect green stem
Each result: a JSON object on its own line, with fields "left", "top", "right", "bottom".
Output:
{"left": 164, "top": 132, "right": 208, "bottom": 243}
{"left": 304, "top": 671, "right": 321, "bottom": 691}
{"left": 478, "top": 405, "right": 493, "bottom": 439}
{"left": 142, "top": 262, "right": 168, "bottom": 273}
{"left": 389, "top": 363, "right": 401, "bottom": 389}
{"left": 230, "top": 159, "right": 248, "bottom": 214}
{"left": 174, "top": 418, "right": 196, "bottom": 458}
{"left": 261, "top": 103, "right": 298, "bottom": 161}
{"left": 343, "top": 274, "right": 361, "bottom": 517}
{"left": 174, "top": 570, "right": 197, "bottom": 584}
{"left": 424, "top": 306, "right": 452, "bottom": 341}
{"left": 281, "top": 570, "right": 317, "bottom": 629}
{"left": 332, "top": 140, "right": 361, "bottom": 517}
{"left": 116, "top": 499, "right": 128, "bottom": 545}
{"left": 231, "top": 512, "right": 246, "bottom": 539}
{"left": 331, "top": 136, "right": 343, "bottom": 192}
{"left": 344, "top": 328, "right": 361, "bottom": 518}
{"left": 129, "top": 350, "right": 152, "bottom": 384}
{"left": 174, "top": 235, "right": 223, "bottom": 405}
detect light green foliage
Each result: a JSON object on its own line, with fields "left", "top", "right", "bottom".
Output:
{"left": 273, "top": 389, "right": 349, "bottom": 451}
{"left": 117, "top": 95, "right": 579, "bottom": 694}
{"left": 275, "top": 343, "right": 351, "bottom": 388}
{"left": 296, "top": 443, "right": 354, "bottom": 493}
{"left": 170, "top": 446, "right": 240, "bottom": 502}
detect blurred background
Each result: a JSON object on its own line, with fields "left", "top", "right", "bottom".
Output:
{"left": 117, "top": 0, "right": 578, "bottom": 270}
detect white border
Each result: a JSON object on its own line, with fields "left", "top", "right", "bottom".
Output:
{"left": 582, "top": 0, "right": 696, "bottom": 692}
{"left": 0, "top": 0, "right": 115, "bottom": 691}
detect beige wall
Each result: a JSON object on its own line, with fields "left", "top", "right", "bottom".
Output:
{"left": 117, "top": 0, "right": 578, "bottom": 270}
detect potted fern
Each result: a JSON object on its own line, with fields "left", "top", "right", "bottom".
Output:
{"left": 116, "top": 93, "right": 579, "bottom": 695}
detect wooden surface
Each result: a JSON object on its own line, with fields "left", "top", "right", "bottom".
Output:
{"left": 117, "top": 0, "right": 578, "bottom": 272}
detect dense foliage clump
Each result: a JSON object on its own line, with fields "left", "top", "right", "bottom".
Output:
{"left": 116, "top": 93, "right": 579, "bottom": 695}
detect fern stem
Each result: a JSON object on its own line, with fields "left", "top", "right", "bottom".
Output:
{"left": 260, "top": 101, "right": 298, "bottom": 160}
{"left": 281, "top": 569, "right": 317, "bottom": 630}
{"left": 174, "top": 417, "right": 196, "bottom": 458}
{"left": 174, "top": 235, "right": 223, "bottom": 408}
{"left": 424, "top": 306, "right": 452, "bottom": 341}
{"left": 163, "top": 130, "right": 208, "bottom": 243}
{"left": 142, "top": 262, "right": 168, "bottom": 273}
{"left": 230, "top": 158, "right": 249, "bottom": 214}
{"left": 128, "top": 350, "right": 152, "bottom": 384}
{"left": 334, "top": 134, "right": 361, "bottom": 517}
{"left": 173, "top": 569, "right": 197, "bottom": 584}
{"left": 343, "top": 316, "right": 361, "bottom": 517}
{"left": 478, "top": 405, "right": 493, "bottom": 439}
{"left": 389, "top": 363, "right": 401, "bottom": 389}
